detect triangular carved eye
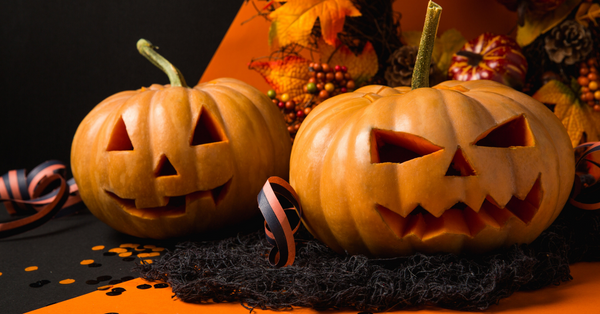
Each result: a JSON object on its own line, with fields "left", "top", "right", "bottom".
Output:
{"left": 107, "top": 116, "right": 134, "bottom": 151}
{"left": 155, "top": 155, "right": 178, "bottom": 177}
{"left": 474, "top": 115, "right": 534, "bottom": 148}
{"left": 371, "top": 129, "right": 443, "bottom": 164}
{"left": 191, "top": 108, "right": 226, "bottom": 146}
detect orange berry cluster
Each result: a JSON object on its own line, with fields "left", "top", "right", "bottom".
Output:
{"left": 306, "top": 63, "right": 356, "bottom": 101}
{"left": 578, "top": 57, "right": 600, "bottom": 112}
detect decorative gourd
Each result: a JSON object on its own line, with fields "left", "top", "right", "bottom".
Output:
{"left": 71, "top": 39, "right": 291, "bottom": 239}
{"left": 290, "top": 3, "right": 574, "bottom": 256}
{"left": 448, "top": 33, "right": 528, "bottom": 89}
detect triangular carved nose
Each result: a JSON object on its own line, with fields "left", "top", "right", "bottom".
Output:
{"left": 155, "top": 155, "right": 178, "bottom": 177}
{"left": 445, "top": 146, "right": 476, "bottom": 177}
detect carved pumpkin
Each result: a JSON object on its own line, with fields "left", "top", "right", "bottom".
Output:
{"left": 71, "top": 40, "right": 291, "bottom": 239}
{"left": 290, "top": 79, "right": 575, "bottom": 256}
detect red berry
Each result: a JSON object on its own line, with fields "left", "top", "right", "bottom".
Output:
{"left": 341, "top": 66, "right": 348, "bottom": 72}
{"left": 334, "top": 65, "right": 342, "bottom": 72}
{"left": 340, "top": 87, "right": 347, "bottom": 93}
{"left": 278, "top": 102, "right": 285, "bottom": 109}
{"left": 297, "top": 110, "right": 304, "bottom": 118}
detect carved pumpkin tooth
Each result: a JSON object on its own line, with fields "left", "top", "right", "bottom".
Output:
{"left": 375, "top": 204, "right": 407, "bottom": 239}
{"left": 402, "top": 213, "right": 426, "bottom": 238}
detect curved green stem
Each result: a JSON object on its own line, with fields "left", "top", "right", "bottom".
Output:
{"left": 137, "top": 39, "right": 188, "bottom": 88}
{"left": 411, "top": 1, "right": 442, "bottom": 90}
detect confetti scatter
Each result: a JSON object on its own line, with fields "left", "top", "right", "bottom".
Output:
{"left": 154, "top": 283, "right": 169, "bottom": 289}
{"left": 118, "top": 252, "right": 132, "bottom": 257}
{"left": 97, "top": 275, "right": 112, "bottom": 282}
{"left": 25, "top": 266, "right": 38, "bottom": 272}
{"left": 137, "top": 252, "right": 160, "bottom": 258}
{"left": 92, "top": 245, "right": 105, "bottom": 251}
{"left": 59, "top": 279, "right": 75, "bottom": 285}
{"left": 106, "top": 287, "right": 126, "bottom": 296}
{"left": 136, "top": 284, "right": 152, "bottom": 290}
{"left": 151, "top": 247, "right": 165, "bottom": 252}
{"left": 97, "top": 285, "right": 113, "bottom": 291}
{"left": 143, "top": 244, "right": 156, "bottom": 249}
{"left": 119, "top": 243, "right": 139, "bottom": 248}
{"left": 80, "top": 259, "right": 94, "bottom": 265}
{"left": 141, "top": 259, "right": 153, "bottom": 264}
{"left": 0, "top": 272, "right": 3, "bottom": 276}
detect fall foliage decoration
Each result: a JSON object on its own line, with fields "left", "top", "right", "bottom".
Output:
{"left": 449, "top": 33, "right": 528, "bottom": 89}
{"left": 71, "top": 39, "right": 291, "bottom": 239}
{"left": 289, "top": 1, "right": 575, "bottom": 256}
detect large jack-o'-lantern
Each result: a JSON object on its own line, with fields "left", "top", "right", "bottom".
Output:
{"left": 289, "top": 2, "right": 575, "bottom": 256}
{"left": 71, "top": 40, "right": 291, "bottom": 239}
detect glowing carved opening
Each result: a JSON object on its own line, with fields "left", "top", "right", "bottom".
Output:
{"left": 107, "top": 116, "right": 134, "bottom": 151}
{"left": 371, "top": 129, "right": 443, "bottom": 164}
{"left": 474, "top": 115, "right": 534, "bottom": 148}
{"left": 375, "top": 175, "right": 543, "bottom": 239}
{"left": 191, "top": 108, "right": 226, "bottom": 146}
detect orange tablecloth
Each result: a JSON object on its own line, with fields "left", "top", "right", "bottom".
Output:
{"left": 29, "top": 262, "right": 600, "bottom": 314}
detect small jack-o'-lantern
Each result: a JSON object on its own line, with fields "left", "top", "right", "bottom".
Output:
{"left": 290, "top": 3, "right": 574, "bottom": 256}
{"left": 71, "top": 40, "right": 291, "bottom": 239}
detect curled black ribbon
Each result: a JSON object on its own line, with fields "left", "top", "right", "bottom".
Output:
{"left": 0, "top": 160, "right": 82, "bottom": 238}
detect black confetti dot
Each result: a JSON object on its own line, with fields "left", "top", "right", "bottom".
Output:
{"left": 153, "top": 283, "right": 169, "bottom": 289}
{"left": 86, "top": 280, "right": 99, "bottom": 285}
{"left": 122, "top": 257, "right": 135, "bottom": 262}
{"left": 121, "top": 276, "right": 135, "bottom": 282}
{"left": 108, "top": 280, "right": 122, "bottom": 285}
{"left": 105, "top": 312, "right": 119, "bottom": 314}
{"left": 97, "top": 275, "right": 112, "bottom": 282}
{"left": 105, "top": 291, "right": 122, "bottom": 296}
{"left": 88, "top": 263, "right": 102, "bottom": 268}
{"left": 136, "top": 284, "right": 152, "bottom": 290}
{"left": 29, "top": 280, "right": 50, "bottom": 288}
{"left": 103, "top": 252, "right": 117, "bottom": 256}
{"left": 112, "top": 287, "right": 126, "bottom": 293}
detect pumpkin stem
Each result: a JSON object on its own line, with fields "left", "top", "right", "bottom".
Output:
{"left": 411, "top": 1, "right": 442, "bottom": 90}
{"left": 456, "top": 50, "right": 483, "bottom": 67}
{"left": 137, "top": 39, "right": 188, "bottom": 88}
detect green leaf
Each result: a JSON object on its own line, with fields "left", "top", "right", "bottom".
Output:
{"left": 517, "top": 0, "right": 583, "bottom": 47}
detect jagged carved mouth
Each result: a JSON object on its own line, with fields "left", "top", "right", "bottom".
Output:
{"left": 106, "top": 178, "right": 232, "bottom": 218}
{"left": 376, "top": 175, "right": 543, "bottom": 240}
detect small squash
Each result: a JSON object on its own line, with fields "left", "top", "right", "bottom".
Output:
{"left": 290, "top": 3, "right": 574, "bottom": 256}
{"left": 71, "top": 39, "right": 291, "bottom": 239}
{"left": 448, "top": 33, "right": 528, "bottom": 89}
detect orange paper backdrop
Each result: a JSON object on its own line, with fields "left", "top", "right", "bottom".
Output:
{"left": 200, "top": 0, "right": 517, "bottom": 93}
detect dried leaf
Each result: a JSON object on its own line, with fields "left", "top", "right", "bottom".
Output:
{"left": 249, "top": 55, "right": 313, "bottom": 104}
{"left": 516, "top": 0, "right": 583, "bottom": 47}
{"left": 401, "top": 29, "right": 466, "bottom": 73}
{"left": 268, "top": 0, "right": 361, "bottom": 48}
{"left": 576, "top": 2, "right": 600, "bottom": 27}
{"left": 319, "top": 39, "right": 378, "bottom": 86}
{"left": 533, "top": 79, "right": 600, "bottom": 146}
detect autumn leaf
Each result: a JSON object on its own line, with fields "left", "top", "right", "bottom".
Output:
{"left": 319, "top": 38, "right": 378, "bottom": 86}
{"left": 248, "top": 55, "right": 313, "bottom": 104}
{"left": 268, "top": 0, "right": 361, "bottom": 48}
{"left": 533, "top": 79, "right": 600, "bottom": 146}
{"left": 401, "top": 28, "right": 466, "bottom": 74}
{"left": 516, "top": 0, "right": 583, "bottom": 47}
{"left": 576, "top": 2, "right": 600, "bottom": 27}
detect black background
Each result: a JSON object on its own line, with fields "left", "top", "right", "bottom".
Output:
{"left": 0, "top": 0, "right": 243, "bottom": 176}
{"left": 0, "top": 1, "right": 242, "bottom": 313}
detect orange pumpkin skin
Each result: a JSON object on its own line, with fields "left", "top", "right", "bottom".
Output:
{"left": 290, "top": 80, "right": 574, "bottom": 256}
{"left": 72, "top": 78, "right": 291, "bottom": 239}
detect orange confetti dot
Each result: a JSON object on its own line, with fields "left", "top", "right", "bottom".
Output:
{"left": 119, "top": 243, "right": 139, "bottom": 248}
{"left": 80, "top": 259, "right": 94, "bottom": 265}
{"left": 137, "top": 253, "right": 150, "bottom": 258}
{"left": 0, "top": 272, "right": 3, "bottom": 276}
{"left": 141, "top": 259, "right": 153, "bottom": 264}
{"left": 92, "top": 245, "right": 105, "bottom": 251}
{"left": 143, "top": 244, "right": 156, "bottom": 249}
{"left": 59, "top": 279, "right": 75, "bottom": 285}
{"left": 25, "top": 266, "right": 38, "bottom": 272}
{"left": 147, "top": 252, "right": 160, "bottom": 257}
{"left": 109, "top": 248, "right": 128, "bottom": 253}
{"left": 152, "top": 247, "right": 165, "bottom": 252}
{"left": 119, "top": 252, "right": 132, "bottom": 257}
{"left": 97, "top": 285, "right": 113, "bottom": 291}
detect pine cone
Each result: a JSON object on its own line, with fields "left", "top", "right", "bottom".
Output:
{"left": 385, "top": 46, "right": 434, "bottom": 87}
{"left": 545, "top": 20, "right": 593, "bottom": 65}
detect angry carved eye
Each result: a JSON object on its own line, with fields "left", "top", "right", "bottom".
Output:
{"left": 370, "top": 129, "right": 443, "bottom": 164}
{"left": 473, "top": 115, "right": 534, "bottom": 148}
